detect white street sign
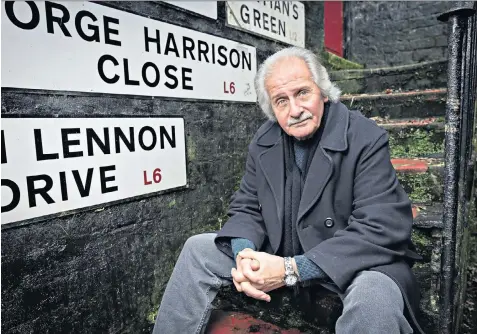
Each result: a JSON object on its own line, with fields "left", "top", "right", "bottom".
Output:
{"left": 226, "top": 1, "right": 305, "bottom": 47}
{"left": 1, "top": 117, "right": 187, "bottom": 224}
{"left": 2, "top": 1, "right": 257, "bottom": 102}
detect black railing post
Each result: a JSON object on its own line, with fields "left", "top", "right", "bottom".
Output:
{"left": 437, "top": 2, "right": 476, "bottom": 334}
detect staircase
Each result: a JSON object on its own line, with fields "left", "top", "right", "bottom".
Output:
{"left": 206, "top": 60, "right": 451, "bottom": 333}
{"left": 339, "top": 66, "right": 448, "bottom": 333}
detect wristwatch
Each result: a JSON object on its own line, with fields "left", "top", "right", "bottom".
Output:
{"left": 283, "top": 257, "right": 299, "bottom": 287}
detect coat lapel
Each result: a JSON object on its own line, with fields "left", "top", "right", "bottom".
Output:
{"left": 297, "top": 146, "right": 333, "bottom": 224}
{"left": 257, "top": 123, "right": 285, "bottom": 250}
{"left": 297, "top": 102, "right": 350, "bottom": 224}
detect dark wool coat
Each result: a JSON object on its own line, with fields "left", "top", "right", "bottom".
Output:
{"left": 215, "top": 102, "right": 424, "bottom": 333}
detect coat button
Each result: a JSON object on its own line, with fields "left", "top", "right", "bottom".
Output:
{"left": 258, "top": 204, "right": 262, "bottom": 212}
{"left": 324, "top": 218, "right": 334, "bottom": 228}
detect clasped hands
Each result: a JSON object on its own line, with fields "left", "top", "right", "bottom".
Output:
{"left": 231, "top": 248, "right": 294, "bottom": 302}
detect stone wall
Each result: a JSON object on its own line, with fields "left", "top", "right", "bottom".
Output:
{"left": 1, "top": 2, "right": 323, "bottom": 333}
{"left": 344, "top": 1, "right": 453, "bottom": 68}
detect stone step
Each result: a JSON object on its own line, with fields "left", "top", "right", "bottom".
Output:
{"left": 376, "top": 117, "right": 445, "bottom": 158}
{"left": 211, "top": 283, "right": 342, "bottom": 333}
{"left": 393, "top": 158, "right": 444, "bottom": 203}
{"left": 411, "top": 203, "right": 443, "bottom": 268}
{"left": 330, "top": 60, "right": 447, "bottom": 95}
{"left": 341, "top": 88, "right": 447, "bottom": 119}
{"left": 410, "top": 203, "right": 443, "bottom": 333}
{"left": 208, "top": 203, "right": 445, "bottom": 334}
{"left": 412, "top": 203, "right": 444, "bottom": 229}
{"left": 206, "top": 310, "right": 305, "bottom": 334}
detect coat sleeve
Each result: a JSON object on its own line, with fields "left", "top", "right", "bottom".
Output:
{"left": 214, "top": 145, "right": 267, "bottom": 258}
{"left": 306, "top": 132, "right": 414, "bottom": 291}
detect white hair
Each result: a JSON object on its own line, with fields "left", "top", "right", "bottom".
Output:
{"left": 254, "top": 47, "right": 341, "bottom": 121}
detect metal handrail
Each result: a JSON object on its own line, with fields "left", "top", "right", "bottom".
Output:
{"left": 437, "top": 2, "right": 476, "bottom": 333}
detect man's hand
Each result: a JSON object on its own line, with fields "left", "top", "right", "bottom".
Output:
{"left": 232, "top": 257, "right": 271, "bottom": 301}
{"left": 234, "top": 250, "right": 288, "bottom": 298}
{"left": 231, "top": 248, "right": 270, "bottom": 302}
{"left": 235, "top": 248, "right": 262, "bottom": 285}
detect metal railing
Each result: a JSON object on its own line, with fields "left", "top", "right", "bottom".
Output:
{"left": 438, "top": 2, "right": 477, "bottom": 333}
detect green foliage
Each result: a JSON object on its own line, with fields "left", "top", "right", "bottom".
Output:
{"left": 399, "top": 172, "right": 441, "bottom": 203}
{"left": 389, "top": 127, "right": 444, "bottom": 158}
{"left": 321, "top": 51, "right": 364, "bottom": 71}
{"left": 462, "top": 234, "right": 477, "bottom": 333}
{"left": 412, "top": 229, "right": 432, "bottom": 247}
{"left": 187, "top": 138, "right": 197, "bottom": 161}
{"left": 147, "top": 310, "right": 157, "bottom": 324}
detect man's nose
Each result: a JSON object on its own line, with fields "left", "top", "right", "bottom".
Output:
{"left": 289, "top": 100, "right": 302, "bottom": 118}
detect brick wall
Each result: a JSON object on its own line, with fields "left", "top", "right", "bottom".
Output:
{"left": 344, "top": 1, "right": 453, "bottom": 68}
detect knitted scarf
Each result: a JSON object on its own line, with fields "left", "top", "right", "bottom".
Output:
{"left": 279, "top": 103, "right": 329, "bottom": 258}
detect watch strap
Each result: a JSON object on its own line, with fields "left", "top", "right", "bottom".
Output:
{"left": 284, "top": 257, "right": 294, "bottom": 275}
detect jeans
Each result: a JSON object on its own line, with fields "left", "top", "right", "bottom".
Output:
{"left": 153, "top": 233, "right": 413, "bottom": 334}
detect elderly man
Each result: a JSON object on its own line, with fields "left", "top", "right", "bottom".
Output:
{"left": 153, "top": 47, "right": 423, "bottom": 334}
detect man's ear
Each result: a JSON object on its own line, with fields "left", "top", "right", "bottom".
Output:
{"left": 320, "top": 91, "right": 329, "bottom": 103}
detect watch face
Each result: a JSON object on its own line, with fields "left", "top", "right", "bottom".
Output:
{"left": 285, "top": 275, "right": 298, "bottom": 286}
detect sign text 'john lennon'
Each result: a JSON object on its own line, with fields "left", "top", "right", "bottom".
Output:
{"left": 1, "top": 118, "right": 187, "bottom": 225}
{"left": 1, "top": 1, "right": 257, "bottom": 102}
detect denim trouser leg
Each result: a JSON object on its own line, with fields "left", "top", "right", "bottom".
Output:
{"left": 153, "top": 233, "right": 413, "bottom": 334}
{"left": 152, "top": 233, "right": 234, "bottom": 334}
{"left": 336, "top": 271, "right": 414, "bottom": 334}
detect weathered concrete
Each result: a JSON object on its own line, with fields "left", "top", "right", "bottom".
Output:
{"left": 462, "top": 234, "right": 477, "bottom": 333}
{"left": 389, "top": 126, "right": 444, "bottom": 158}
{"left": 411, "top": 203, "right": 443, "bottom": 332}
{"left": 413, "top": 204, "right": 445, "bottom": 229}
{"left": 212, "top": 285, "right": 341, "bottom": 333}
{"left": 330, "top": 60, "right": 448, "bottom": 95}
{"left": 341, "top": 89, "right": 447, "bottom": 119}
{"left": 394, "top": 158, "right": 444, "bottom": 203}
{"left": 321, "top": 51, "right": 364, "bottom": 71}
{"left": 377, "top": 117, "right": 445, "bottom": 158}
{"left": 206, "top": 311, "right": 304, "bottom": 334}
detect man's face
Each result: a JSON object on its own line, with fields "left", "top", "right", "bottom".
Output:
{"left": 265, "top": 57, "right": 328, "bottom": 140}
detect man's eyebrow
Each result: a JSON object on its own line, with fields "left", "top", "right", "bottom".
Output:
{"left": 295, "top": 84, "right": 312, "bottom": 91}
{"left": 271, "top": 93, "right": 286, "bottom": 102}
{"left": 270, "top": 83, "right": 312, "bottom": 101}
{"left": 287, "top": 85, "right": 311, "bottom": 96}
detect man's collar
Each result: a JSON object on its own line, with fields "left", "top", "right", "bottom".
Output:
{"left": 256, "top": 102, "right": 349, "bottom": 151}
